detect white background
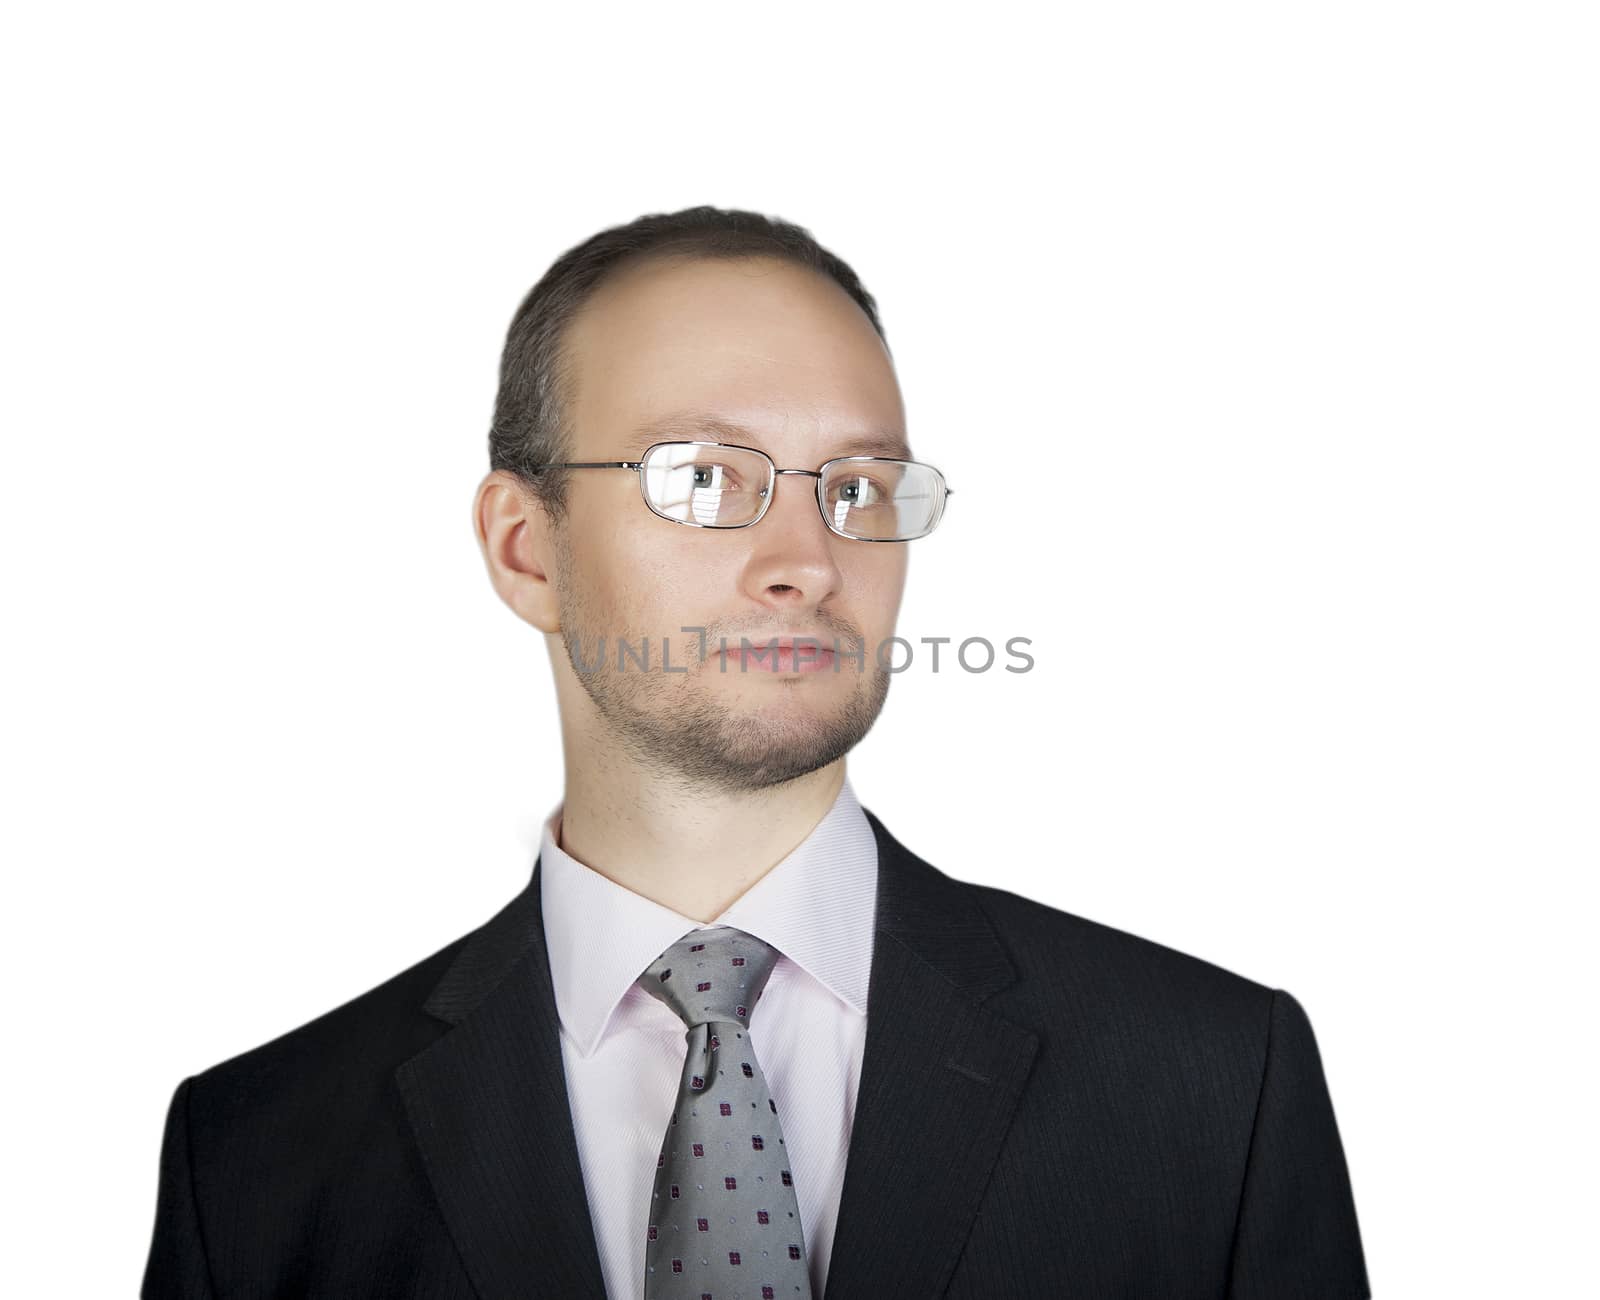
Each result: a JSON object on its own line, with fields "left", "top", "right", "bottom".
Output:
{"left": 3, "top": 2, "right": 1594, "bottom": 1294}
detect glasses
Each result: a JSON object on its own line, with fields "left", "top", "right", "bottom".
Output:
{"left": 526, "top": 440, "right": 953, "bottom": 542}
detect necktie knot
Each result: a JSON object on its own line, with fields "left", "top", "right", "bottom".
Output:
{"left": 642, "top": 925, "right": 779, "bottom": 1030}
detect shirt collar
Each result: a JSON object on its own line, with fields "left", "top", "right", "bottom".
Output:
{"left": 539, "top": 776, "right": 878, "bottom": 1058}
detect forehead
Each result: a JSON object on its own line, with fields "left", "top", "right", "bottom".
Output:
{"left": 562, "top": 254, "right": 908, "bottom": 461}
{"left": 616, "top": 410, "right": 911, "bottom": 462}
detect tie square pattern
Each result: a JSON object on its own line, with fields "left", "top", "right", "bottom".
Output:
{"left": 640, "top": 924, "right": 812, "bottom": 1299}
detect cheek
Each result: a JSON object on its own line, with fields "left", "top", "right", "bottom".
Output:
{"left": 587, "top": 528, "right": 722, "bottom": 632}
{"left": 560, "top": 528, "right": 636, "bottom": 623}
{"left": 854, "top": 553, "right": 909, "bottom": 618}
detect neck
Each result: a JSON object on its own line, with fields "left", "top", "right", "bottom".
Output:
{"left": 553, "top": 745, "right": 847, "bottom": 924}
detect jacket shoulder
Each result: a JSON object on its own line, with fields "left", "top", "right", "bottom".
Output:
{"left": 971, "top": 877, "right": 1272, "bottom": 1000}
{"left": 939, "top": 868, "right": 1283, "bottom": 1060}
{"left": 180, "top": 924, "right": 472, "bottom": 1137}
{"left": 148, "top": 914, "right": 494, "bottom": 1287}
{"left": 864, "top": 808, "right": 1277, "bottom": 1028}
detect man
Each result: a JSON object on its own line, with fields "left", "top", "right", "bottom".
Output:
{"left": 143, "top": 206, "right": 1370, "bottom": 1299}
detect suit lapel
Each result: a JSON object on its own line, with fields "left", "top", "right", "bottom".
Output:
{"left": 395, "top": 859, "right": 609, "bottom": 1299}
{"left": 821, "top": 810, "right": 1041, "bottom": 1300}
{"left": 394, "top": 805, "right": 1040, "bottom": 1300}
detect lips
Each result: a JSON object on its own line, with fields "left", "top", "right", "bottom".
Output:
{"left": 718, "top": 636, "right": 837, "bottom": 674}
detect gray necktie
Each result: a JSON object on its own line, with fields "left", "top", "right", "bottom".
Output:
{"left": 640, "top": 924, "right": 813, "bottom": 1300}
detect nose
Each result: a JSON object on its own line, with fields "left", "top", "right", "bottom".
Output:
{"left": 739, "top": 471, "right": 844, "bottom": 608}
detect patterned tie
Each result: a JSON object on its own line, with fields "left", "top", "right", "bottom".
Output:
{"left": 640, "top": 924, "right": 813, "bottom": 1300}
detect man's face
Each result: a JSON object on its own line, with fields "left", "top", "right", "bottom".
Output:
{"left": 547, "top": 254, "right": 911, "bottom": 792}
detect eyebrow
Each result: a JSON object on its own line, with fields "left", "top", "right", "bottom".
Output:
{"left": 620, "top": 412, "right": 913, "bottom": 462}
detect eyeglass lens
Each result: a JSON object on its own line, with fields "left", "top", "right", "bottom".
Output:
{"left": 638, "top": 442, "right": 945, "bottom": 540}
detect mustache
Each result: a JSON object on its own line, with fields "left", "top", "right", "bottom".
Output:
{"left": 700, "top": 615, "right": 865, "bottom": 649}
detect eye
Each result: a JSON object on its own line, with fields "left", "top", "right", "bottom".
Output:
{"left": 833, "top": 474, "right": 890, "bottom": 507}
{"left": 690, "top": 462, "right": 744, "bottom": 490}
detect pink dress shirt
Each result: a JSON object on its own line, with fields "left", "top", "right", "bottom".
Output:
{"left": 537, "top": 776, "right": 879, "bottom": 1300}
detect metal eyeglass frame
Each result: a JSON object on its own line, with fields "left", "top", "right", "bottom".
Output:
{"left": 525, "top": 439, "right": 954, "bottom": 542}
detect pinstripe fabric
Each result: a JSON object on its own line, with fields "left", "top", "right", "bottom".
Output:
{"left": 142, "top": 795, "right": 1369, "bottom": 1298}
{"left": 539, "top": 777, "right": 876, "bottom": 1300}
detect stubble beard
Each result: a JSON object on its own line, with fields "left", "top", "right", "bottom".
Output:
{"left": 554, "top": 577, "right": 891, "bottom": 794}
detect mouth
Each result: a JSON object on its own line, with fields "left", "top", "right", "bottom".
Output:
{"left": 716, "top": 636, "right": 838, "bottom": 675}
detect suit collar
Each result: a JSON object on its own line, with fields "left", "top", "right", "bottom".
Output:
{"left": 396, "top": 804, "right": 1040, "bottom": 1300}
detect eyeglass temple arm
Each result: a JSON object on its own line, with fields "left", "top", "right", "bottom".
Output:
{"left": 525, "top": 461, "right": 644, "bottom": 473}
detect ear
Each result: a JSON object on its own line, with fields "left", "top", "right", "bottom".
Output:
{"left": 473, "top": 470, "right": 562, "bottom": 633}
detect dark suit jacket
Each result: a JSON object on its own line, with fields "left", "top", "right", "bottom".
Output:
{"left": 143, "top": 808, "right": 1370, "bottom": 1298}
